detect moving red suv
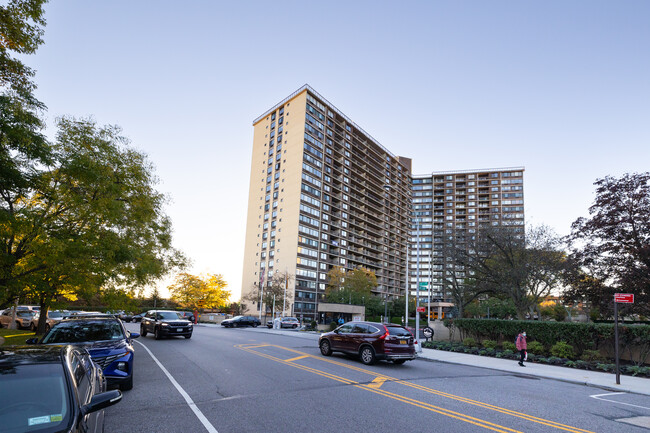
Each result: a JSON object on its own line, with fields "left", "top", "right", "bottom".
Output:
{"left": 318, "top": 321, "right": 417, "bottom": 365}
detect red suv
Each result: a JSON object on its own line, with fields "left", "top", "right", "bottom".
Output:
{"left": 318, "top": 321, "right": 417, "bottom": 365}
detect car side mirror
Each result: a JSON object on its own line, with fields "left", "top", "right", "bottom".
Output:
{"left": 129, "top": 332, "right": 140, "bottom": 339}
{"left": 25, "top": 337, "right": 39, "bottom": 344}
{"left": 81, "top": 390, "right": 122, "bottom": 415}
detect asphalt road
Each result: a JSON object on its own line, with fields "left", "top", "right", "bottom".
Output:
{"left": 104, "top": 323, "right": 650, "bottom": 433}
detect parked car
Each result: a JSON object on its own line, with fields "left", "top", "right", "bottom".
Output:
{"left": 140, "top": 310, "right": 193, "bottom": 339}
{"left": 221, "top": 315, "right": 261, "bottom": 328}
{"left": 30, "top": 310, "right": 66, "bottom": 332}
{"left": 118, "top": 312, "right": 134, "bottom": 322}
{"left": 29, "top": 315, "right": 139, "bottom": 390}
{"left": 318, "top": 321, "right": 417, "bottom": 365}
{"left": 178, "top": 311, "right": 195, "bottom": 323}
{"left": 0, "top": 345, "right": 122, "bottom": 433}
{"left": 267, "top": 317, "right": 300, "bottom": 329}
{"left": 0, "top": 309, "right": 35, "bottom": 329}
{"left": 131, "top": 313, "right": 144, "bottom": 323}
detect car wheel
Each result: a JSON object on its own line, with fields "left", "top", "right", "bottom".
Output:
{"left": 121, "top": 373, "right": 134, "bottom": 391}
{"left": 393, "top": 359, "right": 406, "bottom": 365}
{"left": 292, "top": 324, "right": 297, "bottom": 329}
{"left": 154, "top": 327, "right": 162, "bottom": 340}
{"left": 185, "top": 333, "right": 192, "bottom": 339}
{"left": 360, "top": 346, "right": 377, "bottom": 365}
{"left": 140, "top": 325, "right": 147, "bottom": 337}
{"left": 253, "top": 323, "right": 258, "bottom": 328}
{"left": 320, "top": 339, "right": 332, "bottom": 356}
{"left": 16, "top": 321, "right": 22, "bottom": 330}
{"left": 30, "top": 322, "right": 37, "bottom": 332}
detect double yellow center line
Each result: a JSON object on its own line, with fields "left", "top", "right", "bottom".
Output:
{"left": 236, "top": 343, "right": 594, "bottom": 433}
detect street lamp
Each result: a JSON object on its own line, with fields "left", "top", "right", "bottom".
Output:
{"left": 414, "top": 217, "right": 422, "bottom": 353}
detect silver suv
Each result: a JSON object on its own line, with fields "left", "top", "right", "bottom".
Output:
{"left": 0, "top": 309, "right": 35, "bottom": 329}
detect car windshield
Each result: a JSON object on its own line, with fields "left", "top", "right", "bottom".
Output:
{"left": 0, "top": 363, "right": 71, "bottom": 433}
{"left": 42, "top": 320, "right": 124, "bottom": 343}
{"left": 17, "top": 311, "right": 35, "bottom": 318}
{"left": 48, "top": 311, "right": 64, "bottom": 318}
{"left": 157, "top": 312, "right": 181, "bottom": 320}
{"left": 231, "top": 316, "right": 243, "bottom": 320}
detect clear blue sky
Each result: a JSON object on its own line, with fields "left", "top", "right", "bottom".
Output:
{"left": 30, "top": 1, "right": 650, "bottom": 300}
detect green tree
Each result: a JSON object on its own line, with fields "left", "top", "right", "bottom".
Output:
{"left": 324, "top": 266, "right": 376, "bottom": 305}
{"left": 0, "top": 0, "right": 48, "bottom": 98}
{"left": 567, "top": 173, "right": 650, "bottom": 317}
{"left": 1, "top": 0, "right": 51, "bottom": 308}
{"left": 169, "top": 272, "right": 231, "bottom": 311}
{"left": 1, "top": 117, "right": 186, "bottom": 322}
{"left": 464, "top": 224, "right": 569, "bottom": 319}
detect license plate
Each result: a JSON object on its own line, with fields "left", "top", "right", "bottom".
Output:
{"left": 400, "top": 340, "right": 406, "bottom": 345}
{"left": 177, "top": 328, "right": 182, "bottom": 332}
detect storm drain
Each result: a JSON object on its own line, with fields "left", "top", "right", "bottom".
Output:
{"left": 616, "top": 416, "right": 650, "bottom": 429}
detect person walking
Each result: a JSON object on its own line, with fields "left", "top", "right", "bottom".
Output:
{"left": 516, "top": 331, "right": 527, "bottom": 367}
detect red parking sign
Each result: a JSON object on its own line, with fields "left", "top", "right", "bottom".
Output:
{"left": 614, "top": 293, "right": 634, "bottom": 303}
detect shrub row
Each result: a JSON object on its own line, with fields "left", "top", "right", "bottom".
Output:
{"left": 422, "top": 340, "right": 650, "bottom": 377}
{"left": 444, "top": 318, "right": 650, "bottom": 365}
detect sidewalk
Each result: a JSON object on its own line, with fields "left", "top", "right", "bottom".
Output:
{"left": 219, "top": 324, "right": 650, "bottom": 397}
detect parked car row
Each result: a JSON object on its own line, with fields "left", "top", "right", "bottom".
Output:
{"left": 0, "top": 345, "right": 123, "bottom": 433}
{"left": 0, "top": 307, "right": 197, "bottom": 432}
{"left": 26, "top": 314, "right": 139, "bottom": 391}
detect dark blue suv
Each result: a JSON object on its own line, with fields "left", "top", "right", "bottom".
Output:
{"left": 29, "top": 316, "right": 139, "bottom": 390}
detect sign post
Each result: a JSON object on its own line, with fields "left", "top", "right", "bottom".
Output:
{"left": 614, "top": 293, "right": 634, "bottom": 385}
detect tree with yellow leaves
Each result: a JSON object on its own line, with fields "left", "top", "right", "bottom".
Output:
{"left": 168, "top": 273, "right": 230, "bottom": 311}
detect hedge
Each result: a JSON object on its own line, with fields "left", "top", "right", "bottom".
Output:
{"left": 443, "top": 318, "right": 650, "bottom": 365}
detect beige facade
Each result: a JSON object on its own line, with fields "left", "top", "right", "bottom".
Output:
{"left": 241, "top": 85, "right": 526, "bottom": 321}
{"left": 241, "top": 85, "right": 412, "bottom": 321}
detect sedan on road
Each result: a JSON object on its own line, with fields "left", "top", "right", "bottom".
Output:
{"left": 0, "top": 345, "right": 122, "bottom": 433}
{"left": 140, "top": 310, "right": 193, "bottom": 339}
{"left": 30, "top": 316, "right": 139, "bottom": 390}
{"left": 267, "top": 317, "right": 300, "bottom": 329}
{"left": 318, "top": 321, "right": 417, "bottom": 365}
{"left": 221, "top": 315, "right": 261, "bottom": 328}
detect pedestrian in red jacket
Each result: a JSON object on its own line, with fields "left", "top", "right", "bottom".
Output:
{"left": 516, "top": 331, "right": 527, "bottom": 367}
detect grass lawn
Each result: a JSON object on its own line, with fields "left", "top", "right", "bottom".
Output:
{"left": 0, "top": 328, "right": 35, "bottom": 346}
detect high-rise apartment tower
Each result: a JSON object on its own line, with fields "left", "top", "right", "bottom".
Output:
{"left": 241, "top": 85, "right": 412, "bottom": 320}
{"left": 410, "top": 169, "right": 525, "bottom": 304}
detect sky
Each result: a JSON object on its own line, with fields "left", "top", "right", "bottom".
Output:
{"left": 27, "top": 1, "right": 650, "bottom": 301}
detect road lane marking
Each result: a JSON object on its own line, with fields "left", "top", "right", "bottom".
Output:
{"left": 367, "top": 377, "right": 388, "bottom": 389}
{"left": 591, "top": 392, "right": 650, "bottom": 410}
{"left": 135, "top": 340, "right": 219, "bottom": 433}
{"left": 237, "top": 344, "right": 595, "bottom": 433}
{"left": 285, "top": 355, "right": 309, "bottom": 362}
